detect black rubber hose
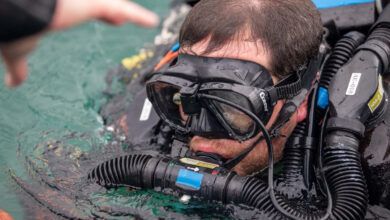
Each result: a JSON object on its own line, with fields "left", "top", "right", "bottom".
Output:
{"left": 316, "top": 32, "right": 366, "bottom": 141}
{"left": 227, "top": 124, "right": 324, "bottom": 220}
{"left": 323, "top": 131, "right": 368, "bottom": 220}
{"left": 364, "top": 3, "right": 390, "bottom": 73}
{"left": 363, "top": 27, "right": 390, "bottom": 73}
{"left": 368, "top": 27, "right": 390, "bottom": 46}
{"left": 87, "top": 96, "right": 369, "bottom": 220}
{"left": 229, "top": 124, "right": 308, "bottom": 220}
{"left": 319, "top": 31, "right": 366, "bottom": 89}
{"left": 88, "top": 135, "right": 366, "bottom": 220}
{"left": 227, "top": 132, "right": 367, "bottom": 220}
{"left": 277, "top": 122, "right": 306, "bottom": 193}
{"left": 308, "top": 33, "right": 366, "bottom": 188}
{"left": 88, "top": 154, "right": 152, "bottom": 188}
{"left": 228, "top": 175, "right": 323, "bottom": 220}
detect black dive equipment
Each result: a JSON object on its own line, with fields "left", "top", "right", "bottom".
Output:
{"left": 302, "top": 31, "right": 367, "bottom": 189}
{"left": 146, "top": 53, "right": 322, "bottom": 170}
{"left": 146, "top": 54, "right": 303, "bottom": 142}
{"left": 89, "top": 5, "right": 390, "bottom": 220}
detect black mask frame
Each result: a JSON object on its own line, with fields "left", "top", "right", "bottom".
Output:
{"left": 146, "top": 55, "right": 303, "bottom": 142}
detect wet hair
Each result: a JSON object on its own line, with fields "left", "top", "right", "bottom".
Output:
{"left": 179, "top": 0, "right": 323, "bottom": 78}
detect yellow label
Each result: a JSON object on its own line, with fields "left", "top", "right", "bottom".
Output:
{"left": 368, "top": 75, "right": 384, "bottom": 113}
{"left": 180, "top": 158, "right": 219, "bottom": 169}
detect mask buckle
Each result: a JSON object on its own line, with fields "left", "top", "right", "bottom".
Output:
{"left": 180, "top": 85, "right": 201, "bottom": 115}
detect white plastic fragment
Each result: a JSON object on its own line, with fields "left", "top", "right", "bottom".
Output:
{"left": 179, "top": 195, "right": 191, "bottom": 205}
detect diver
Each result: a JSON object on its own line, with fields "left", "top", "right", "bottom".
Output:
{"left": 148, "top": 0, "right": 323, "bottom": 176}
{"left": 91, "top": 0, "right": 390, "bottom": 219}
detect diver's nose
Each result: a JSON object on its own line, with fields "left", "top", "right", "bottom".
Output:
{"left": 189, "top": 108, "right": 227, "bottom": 139}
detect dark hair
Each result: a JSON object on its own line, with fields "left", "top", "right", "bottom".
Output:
{"left": 179, "top": 0, "right": 323, "bottom": 78}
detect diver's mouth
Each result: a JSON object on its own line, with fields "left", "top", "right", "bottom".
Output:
{"left": 189, "top": 136, "right": 233, "bottom": 160}
{"left": 192, "top": 146, "right": 230, "bottom": 159}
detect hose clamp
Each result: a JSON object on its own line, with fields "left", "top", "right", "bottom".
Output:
{"left": 326, "top": 117, "right": 365, "bottom": 138}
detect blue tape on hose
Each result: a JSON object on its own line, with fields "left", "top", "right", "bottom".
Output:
{"left": 317, "top": 87, "right": 329, "bottom": 109}
{"left": 176, "top": 169, "right": 203, "bottom": 190}
{"left": 312, "top": 0, "right": 375, "bottom": 9}
{"left": 171, "top": 43, "right": 180, "bottom": 52}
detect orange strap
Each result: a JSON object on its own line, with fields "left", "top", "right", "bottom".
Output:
{"left": 154, "top": 51, "right": 179, "bottom": 71}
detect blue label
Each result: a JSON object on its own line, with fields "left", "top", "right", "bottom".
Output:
{"left": 176, "top": 169, "right": 203, "bottom": 190}
{"left": 317, "top": 87, "right": 329, "bottom": 109}
{"left": 312, "top": 0, "right": 375, "bottom": 9}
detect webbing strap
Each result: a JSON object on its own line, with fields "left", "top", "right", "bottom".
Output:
{"left": 267, "top": 73, "right": 302, "bottom": 103}
{"left": 275, "top": 77, "right": 302, "bottom": 99}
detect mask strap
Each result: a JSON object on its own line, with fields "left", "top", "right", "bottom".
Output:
{"left": 267, "top": 73, "right": 303, "bottom": 105}
{"left": 275, "top": 73, "right": 303, "bottom": 98}
{"left": 269, "top": 54, "right": 323, "bottom": 132}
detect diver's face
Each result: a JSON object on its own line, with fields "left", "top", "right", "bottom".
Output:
{"left": 189, "top": 101, "right": 299, "bottom": 176}
{"left": 180, "top": 37, "right": 301, "bottom": 176}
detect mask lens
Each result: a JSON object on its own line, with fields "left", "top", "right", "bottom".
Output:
{"left": 208, "top": 91, "right": 255, "bottom": 136}
{"left": 150, "top": 82, "right": 188, "bottom": 127}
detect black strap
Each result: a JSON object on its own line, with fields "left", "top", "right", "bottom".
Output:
{"left": 267, "top": 73, "right": 302, "bottom": 104}
{"left": 275, "top": 77, "right": 302, "bottom": 99}
{"left": 288, "top": 136, "right": 316, "bottom": 150}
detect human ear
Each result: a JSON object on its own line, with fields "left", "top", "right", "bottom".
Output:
{"left": 297, "top": 97, "right": 309, "bottom": 122}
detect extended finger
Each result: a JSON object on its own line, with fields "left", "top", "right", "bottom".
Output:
{"left": 3, "top": 56, "right": 29, "bottom": 88}
{"left": 0, "top": 35, "right": 39, "bottom": 87}
{"left": 97, "top": 0, "right": 159, "bottom": 27}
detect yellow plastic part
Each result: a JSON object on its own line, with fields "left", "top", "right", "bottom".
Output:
{"left": 121, "top": 50, "right": 154, "bottom": 70}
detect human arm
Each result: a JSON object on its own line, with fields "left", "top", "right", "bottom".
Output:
{"left": 0, "top": 0, "right": 159, "bottom": 88}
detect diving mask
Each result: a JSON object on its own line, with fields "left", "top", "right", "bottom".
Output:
{"left": 146, "top": 54, "right": 303, "bottom": 142}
